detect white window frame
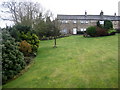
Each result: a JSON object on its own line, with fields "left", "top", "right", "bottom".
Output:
{"left": 73, "top": 20, "right": 77, "bottom": 24}
{"left": 81, "top": 28, "right": 84, "bottom": 31}
{"left": 99, "top": 21, "right": 104, "bottom": 25}
{"left": 84, "top": 28, "right": 86, "bottom": 31}
{"left": 85, "top": 21, "right": 88, "bottom": 24}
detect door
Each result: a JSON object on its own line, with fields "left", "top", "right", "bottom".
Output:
{"left": 73, "top": 28, "right": 77, "bottom": 34}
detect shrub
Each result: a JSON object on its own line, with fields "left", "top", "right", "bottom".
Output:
{"left": 104, "top": 20, "right": 113, "bottom": 29}
{"left": 6, "top": 26, "right": 21, "bottom": 42}
{"left": 86, "top": 26, "right": 97, "bottom": 37}
{"left": 86, "top": 26, "right": 109, "bottom": 37}
{"left": 19, "top": 40, "right": 32, "bottom": 56}
{"left": 20, "top": 32, "right": 40, "bottom": 56}
{"left": 108, "top": 29, "right": 116, "bottom": 35}
{"left": 2, "top": 30, "right": 26, "bottom": 84}
{"left": 96, "top": 27, "right": 108, "bottom": 36}
{"left": 14, "top": 24, "right": 31, "bottom": 33}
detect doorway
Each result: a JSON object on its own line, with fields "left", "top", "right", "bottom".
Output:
{"left": 73, "top": 28, "right": 77, "bottom": 34}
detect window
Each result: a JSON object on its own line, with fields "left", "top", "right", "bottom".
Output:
{"left": 84, "top": 28, "right": 86, "bottom": 31}
{"left": 65, "top": 20, "right": 68, "bottom": 23}
{"left": 61, "top": 20, "right": 64, "bottom": 23}
{"left": 99, "top": 21, "right": 104, "bottom": 25}
{"left": 73, "top": 20, "right": 77, "bottom": 24}
{"left": 81, "top": 28, "right": 84, "bottom": 31}
{"left": 85, "top": 21, "right": 88, "bottom": 24}
{"left": 80, "top": 28, "right": 86, "bottom": 31}
{"left": 80, "top": 21, "right": 84, "bottom": 24}
{"left": 61, "top": 29, "right": 67, "bottom": 34}
{"left": 80, "top": 20, "right": 88, "bottom": 24}
{"left": 62, "top": 20, "right": 68, "bottom": 24}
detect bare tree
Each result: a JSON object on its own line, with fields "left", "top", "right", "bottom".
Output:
{"left": 52, "top": 18, "right": 60, "bottom": 48}
{"left": 2, "top": 1, "right": 44, "bottom": 27}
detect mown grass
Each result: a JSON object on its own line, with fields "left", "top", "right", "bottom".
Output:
{"left": 3, "top": 34, "right": 118, "bottom": 88}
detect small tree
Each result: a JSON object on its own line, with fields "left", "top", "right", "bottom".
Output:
{"left": 52, "top": 19, "right": 60, "bottom": 48}
{"left": 104, "top": 20, "right": 113, "bottom": 29}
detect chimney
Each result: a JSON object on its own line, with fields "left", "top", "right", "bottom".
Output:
{"left": 85, "top": 11, "right": 87, "bottom": 16}
{"left": 114, "top": 13, "right": 116, "bottom": 16}
{"left": 100, "top": 10, "right": 104, "bottom": 16}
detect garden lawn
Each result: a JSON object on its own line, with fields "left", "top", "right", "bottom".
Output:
{"left": 3, "top": 34, "right": 118, "bottom": 88}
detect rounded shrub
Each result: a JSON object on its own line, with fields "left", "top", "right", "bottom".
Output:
{"left": 19, "top": 40, "right": 32, "bottom": 56}
{"left": 20, "top": 32, "right": 40, "bottom": 56}
{"left": 96, "top": 27, "right": 108, "bottom": 36}
{"left": 86, "top": 26, "right": 97, "bottom": 37}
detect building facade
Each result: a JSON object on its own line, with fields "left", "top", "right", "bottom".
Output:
{"left": 118, "top": 1, "right": 120, "bottom": 29}
{"left": 57, "top": 11, "right": 120, "bottom": 34}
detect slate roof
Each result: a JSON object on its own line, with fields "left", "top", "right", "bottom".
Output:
{"left": 57, "top": 14, "right": 120, "bottom": 21}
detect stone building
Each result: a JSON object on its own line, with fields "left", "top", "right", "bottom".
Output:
{"left": 118, "top": 1, "right": 120, "bottom": 29}
{"left": 57, "top": 11, "right": 120, "bottom": 34}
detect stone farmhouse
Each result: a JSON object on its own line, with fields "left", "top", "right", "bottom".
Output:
{"left": 57, "top": 11, "right": 120, "bottom": 34}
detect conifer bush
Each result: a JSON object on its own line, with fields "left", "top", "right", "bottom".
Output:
{"left": 2, "top": 30, "right": 26, "bottom": 84}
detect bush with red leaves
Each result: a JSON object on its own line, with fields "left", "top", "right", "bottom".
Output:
{"left": 96, "top": 27, "right": 109, "bottom": 36}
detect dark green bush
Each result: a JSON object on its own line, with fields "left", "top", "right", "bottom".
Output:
{"left": 2, "top": 30, "right": 26, "bottom": 84}
{"left": 86, "top": 26, "right": 97, "bottom": 37}
{"left": 14, "top": 24, "right": 31, "bottom": 33}
{"left": 104, "top": 20, "right": 113, "bottom": 29}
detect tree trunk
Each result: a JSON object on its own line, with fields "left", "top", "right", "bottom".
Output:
{"left": 53, "top": 36, "right": 57, "bottom": 48}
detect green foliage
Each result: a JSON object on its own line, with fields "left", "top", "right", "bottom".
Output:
{"left": 20, "top": 32, "right": 40, "bottom": 55}
{"left": 6, "top": 25, "right": 33, "bottom": 42}
{"left": 34, "top": 17, "right": 60, "bottom": 39}
{"left": 108, "top": 29, "right": 116, "bottom": 35}
{"left": 104, "top": 20, "right": 113, "bottom": 29}
{"left": 2, "top": 30, "right": 26, "bottom": 84}
{"left": 86, "top": 26, "right": 97, "bottom": 37}
{"left": 19, "top": 40, "right": 32, "bottom": 56}
{"left": 96, "top": 20, "right": 113, "bottom": 30}
{"left": 97, "top": 21, "right": 102, "bottom": 28}
{"left": 6, "top": 24, "right": 40, "bottom": 55}
{"left": 86, "top": 26, "right": 115, "bottom": 37}
{"left": 14, "top": 24, "right": 31, "bottom": 33}
{"left": 6, "top": 26, "right": 21, "bottom": 42}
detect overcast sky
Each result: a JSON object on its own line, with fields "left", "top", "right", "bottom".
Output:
{"left": 0, "top": 0, "right": 120, "bottom": 28}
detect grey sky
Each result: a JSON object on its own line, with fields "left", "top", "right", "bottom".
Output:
{"left": 0, "top": 0, "right": 120, "bottom": 28}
